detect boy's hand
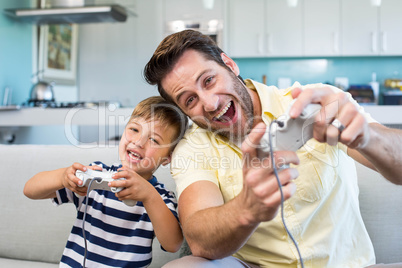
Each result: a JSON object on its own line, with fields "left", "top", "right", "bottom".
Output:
{"left": 63, "top": 162, "right": 101, "bottom": 196}
{"left": 109, "top": 167, "right": 155, "bottom": 203}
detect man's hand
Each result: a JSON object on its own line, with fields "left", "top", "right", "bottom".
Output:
{"left": 290, "top": 85, "right": 370, "bottom": 149}
{"left": 238, "top": 122, "right": 299, "bottom": 226}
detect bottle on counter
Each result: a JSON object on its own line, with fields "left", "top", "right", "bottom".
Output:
{"left": 369, "top": 72, "right": 379, "bottom": 104}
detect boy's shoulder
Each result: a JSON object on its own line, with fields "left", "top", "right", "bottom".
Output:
{"left": 151, "top": 176, "right": 176, "bottom": 199}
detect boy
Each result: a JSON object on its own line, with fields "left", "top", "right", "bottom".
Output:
{"left": 24, "top": 96, "right": 188, "bottom": 267}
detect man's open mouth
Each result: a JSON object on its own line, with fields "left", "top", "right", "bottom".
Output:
{"left": 213, "top": 101, "right": 235, "bottom": 123}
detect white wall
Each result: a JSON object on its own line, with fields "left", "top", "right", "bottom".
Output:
{"left": 78, "top": 0, "right": 163, "bottom": 108}
{"left": 76, "top": 0, "right": 164, "bottom": 144}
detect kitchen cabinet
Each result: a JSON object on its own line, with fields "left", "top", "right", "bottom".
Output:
{"left": 341, "top": 0, "right": 379, "bottom": 56}
{"left": 227, "top": 0, "right": 265, "bottom": 57}
{"left": 379, "top": 0, "right": 402, "bottom": 55}
{"left": 341, "top": 0, "right": 402, "bottom": 56}
{"left": 265, "top": 0, "right": 303, "bottom": 56}
{"left": 304, "top": 0, "right": 340, "bottom": 56}
{"left": 228, "top": 0, "right": 402, "bottom": 58}
{"left": 227, "top": 0, "right": 302, "bottom": 57}
{"left": 164, "top": 0, "right": 224, "bottom": 22}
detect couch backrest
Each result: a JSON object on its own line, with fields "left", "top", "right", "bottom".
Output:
{"left": 0, "top": 144, "right": 177, "bottom": 265}
{"left": 356, "top": 162, "right": 402, "bottom": 263}
{"left": 2, "top": 145, "right": 401, "bottom": 265}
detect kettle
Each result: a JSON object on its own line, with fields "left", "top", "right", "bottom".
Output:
{"left": 29, "top": 80, "right": 55, "bottom": 102}
{"left": 28, "top": 70, "right": 55, "bottom": 104}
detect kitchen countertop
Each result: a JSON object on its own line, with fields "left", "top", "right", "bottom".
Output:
{"left": 362, "top": 105, "right": 402, "bottom": 125}
{"left": 0, "top": 105, "right": 401, "bottom": 126}
{"left": 0, "top": 106, "right": 133, "bottom": 126}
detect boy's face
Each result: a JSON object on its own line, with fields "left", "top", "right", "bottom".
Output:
{"left": 119, "top": 117, "right": 174, "bottom": 180}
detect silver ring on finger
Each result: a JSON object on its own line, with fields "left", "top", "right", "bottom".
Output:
{"left": 331, "top": 118, "right": 345, "bottom": 133}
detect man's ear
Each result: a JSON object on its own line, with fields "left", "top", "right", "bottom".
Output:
{"left": 221, "top": 53, "right": 240, "bottom": 76}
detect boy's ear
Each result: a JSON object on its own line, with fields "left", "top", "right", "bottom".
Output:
{"left": 221, "top": 53, "right": 240, "bottom": 76}
{"left": 161, "top": 154, "right": 171, "bottom": 166}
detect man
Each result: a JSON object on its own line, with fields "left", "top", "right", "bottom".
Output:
{"left": 144, "top": 30, "right": 402, "bottom": 267}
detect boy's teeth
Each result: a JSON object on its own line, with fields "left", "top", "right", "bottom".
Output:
{"left": 129, "top": 151, "right": 141, "bottom": 159}
{"left": 215, "top": 102, "right": 231, "bottom": 120}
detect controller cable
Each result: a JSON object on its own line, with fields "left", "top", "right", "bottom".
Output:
{"left": 268, "top": 120, "right": 305, "bottom": 268}
{"left": 81, "top": 177, "right": 102, "bottom": 268}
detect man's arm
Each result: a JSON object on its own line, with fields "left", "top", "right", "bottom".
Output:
{"left": 178, "top": 180, "right": 254, "bottom": 258}
{"left": 348, "top": 123, "right": 402, "bottom": 185}
{"left": 178, "top": 123, "right": 299, "bottom": 259}
{"left": 290, "top": 85, "right": 402, "bottom": 185}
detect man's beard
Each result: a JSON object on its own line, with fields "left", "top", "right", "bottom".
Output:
{"left": 194, "top": 73, "right": 254, "bottom": 144}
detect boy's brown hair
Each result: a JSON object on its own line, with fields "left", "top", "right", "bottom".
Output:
{"left": 129, "top": 96, "right": 188, "bottom": 149}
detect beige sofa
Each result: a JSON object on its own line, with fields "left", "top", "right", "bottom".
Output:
{"left": 0, "top": 144, "right": 180, "bottom": 267}
{"left": 1, "top": 144, "right": 401, "bottom": 266}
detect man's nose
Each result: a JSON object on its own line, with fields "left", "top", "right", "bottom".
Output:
{"left": 200, "top": 93, "right": 219, "bottom": 112}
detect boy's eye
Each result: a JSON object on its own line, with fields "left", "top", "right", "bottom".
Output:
{"left": 150, "top": 137, "right": 160, "bottom": 145}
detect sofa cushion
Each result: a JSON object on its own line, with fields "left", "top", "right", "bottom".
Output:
{"left": 0, "top": 257, "right": 58, "bottom": 268}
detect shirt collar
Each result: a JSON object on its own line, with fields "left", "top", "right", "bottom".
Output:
{"left": 245, "top": 79, "right": 294, "bottom": 124}
{"left": 148, "top": 175, "right": 158, "bottom": 186}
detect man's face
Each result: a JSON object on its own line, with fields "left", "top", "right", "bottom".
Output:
{"left": 161, "top": 50, "right": 254, "bottom": 142}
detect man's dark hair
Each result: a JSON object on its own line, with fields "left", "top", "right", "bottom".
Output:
{"left": 143, "top": 29, "right": 228, "bottom": 103}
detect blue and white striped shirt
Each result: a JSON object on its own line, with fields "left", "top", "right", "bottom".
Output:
{"left": 53, "top": 162, "right": 178, "bottom": 267}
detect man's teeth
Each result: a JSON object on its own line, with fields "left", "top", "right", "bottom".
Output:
{"left": 215, "top": 102, "right": 231, "bottom": 120}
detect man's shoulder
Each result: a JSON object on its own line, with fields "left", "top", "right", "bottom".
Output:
{"left": 172, "top": 125, "right": 241, "bottom": 167}
{"left": 179, "top": 124, "right": 217, "bottom": 147}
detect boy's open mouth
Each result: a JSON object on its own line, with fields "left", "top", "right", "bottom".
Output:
{"left": 127, "top": 150, "right": 143, "bottom": 162}
{"left": 213, "top": 101, "right": 235, "bottom": 123}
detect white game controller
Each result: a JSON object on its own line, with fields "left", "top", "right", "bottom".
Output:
{"left": 76, "top": 169, "right": 137, "bottom": 206}
{"left": 257, "top": 100, "right": 322, "bottom": 169}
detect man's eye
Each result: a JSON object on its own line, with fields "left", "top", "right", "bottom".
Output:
{"left": 205, "top": 76, "right": 214, "bottom": 85}
{"left": 130, "top": 128, "right": 139, "bottom": 132}
{"left": 185, "top": 96, "right": 195, "bottom": 107}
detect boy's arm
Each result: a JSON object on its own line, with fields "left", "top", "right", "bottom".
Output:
{"left": 23, "top": 167, "right": 67, "bottom": 199}
{"left": 111, "top": 169, "right": 183, "bottom": 252}
{"left": 23, "top": 162, "right": 88, "bottom": 199}
{"left": 142, "top": 190, "right": 183, "bottom": 253}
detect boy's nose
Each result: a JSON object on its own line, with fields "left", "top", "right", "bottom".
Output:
{"left": 134, "top": 136, "right": 147, "bottom": 148}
